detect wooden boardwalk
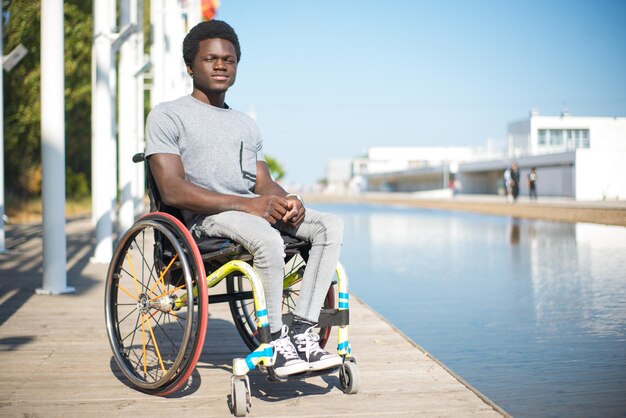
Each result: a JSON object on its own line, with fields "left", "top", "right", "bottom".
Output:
{"left": 0, "top": 217, "right": 507, "bottom": 417}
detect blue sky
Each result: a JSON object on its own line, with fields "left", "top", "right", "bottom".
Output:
{"left": 215, "top": 0, "right": 626, "bottom": 186}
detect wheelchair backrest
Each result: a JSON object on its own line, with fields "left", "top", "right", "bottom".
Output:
{"left": 133, "top": 152, "right": 185, "bottom": 224}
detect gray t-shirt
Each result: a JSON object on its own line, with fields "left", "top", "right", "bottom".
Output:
{"left": 145, "top": 95, "right": 265, "bottom": 225}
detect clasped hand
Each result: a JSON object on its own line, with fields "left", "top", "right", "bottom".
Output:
{"left": 249, "top": 195, "right": 305, "bottom": 228}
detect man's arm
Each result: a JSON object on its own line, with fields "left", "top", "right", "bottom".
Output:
{"left": 254, "top": 161, "right": 305, "bottom": 228}
{"left": 148, "top": 153, "right": 289, "bottom": 224}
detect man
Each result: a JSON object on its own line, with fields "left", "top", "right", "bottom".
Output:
{"left": 510, "top": 162, "right": 520, "bottom": 202}
{"left": 145, "top": 20, "right": 344, "bottom": 378}
{"left": 503, "top": 168, "right": 512, "bottom": 202}
{"left": 527, "top": 167, "right": 537, "bottom": 200}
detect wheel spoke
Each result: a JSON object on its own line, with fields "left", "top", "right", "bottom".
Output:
{"left": 117, "top": 283, "right": 138, "bottom": 301}
{"left": 144, "top": 313, "right": 167, "bottom": 374}
{"left": 134, "top": 236, "right": 163, "bottom": 298}
{"left": 126, "top": 252, "right": 142, "bottom": 297}
{"left": 148, "top": 253, "right": 178, "bottom": 296}
{"left": 141, "top": 314, "right": 148, "bottom": 375}
{"left": 116, "top": 305, "right": 139, "bottom": 326}
{"left": 149, "top": 283, "right": 186, "bottom": 302}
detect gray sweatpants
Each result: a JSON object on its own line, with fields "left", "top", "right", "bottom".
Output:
{"left": 193, "top": 208, "right": 343, "bottom": 333}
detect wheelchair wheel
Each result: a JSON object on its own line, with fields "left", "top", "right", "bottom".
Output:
{"left": 231, "top": 377, "right": 250, "bottom": 417}
{"left": 340, "top": 359, "right": 360, "bottom": 394}
{"left": 227, "top": 272, "right": 335, "bottom": 351}
{"left": 105, "top": 212, "right": 208, "bottom": 396}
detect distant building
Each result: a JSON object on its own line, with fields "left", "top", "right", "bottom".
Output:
{"left": 352, "top": 145, "right": 501, "bottom": 194}
{"left": 330, "top": 111, "right": 626, "bottom": 200}
{"left": 462, "top": 112, "right": 626, "bottom": 200}
{"left": 325, "top": 159, "right": 353, "bottom": 194}
{"left": 507, "top": 110, "right": 624, "bottom": 158}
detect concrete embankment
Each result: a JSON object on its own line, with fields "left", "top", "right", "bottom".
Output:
{"left": 304, "top": 193, "right": 626, "bottom": 227}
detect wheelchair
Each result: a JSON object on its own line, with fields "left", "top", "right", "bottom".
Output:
{"left": 104, "top": 153, "right": 359, "bottom": 416}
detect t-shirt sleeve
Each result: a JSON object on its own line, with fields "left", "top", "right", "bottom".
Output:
{"left": 145, "top": 106, "right": 180, "bottom": 157}
{"left": 251, "top": 120, "right": 265, "bottom": 163}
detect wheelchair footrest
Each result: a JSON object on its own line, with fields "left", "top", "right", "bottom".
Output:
{"left": 282, "top": 309, "right": 349, "bottom": 328}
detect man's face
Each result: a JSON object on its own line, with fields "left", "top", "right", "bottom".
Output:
{"left": 189, "top": 38, "right": 238, "bottom": 94}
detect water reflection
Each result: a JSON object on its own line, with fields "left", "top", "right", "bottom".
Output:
{"left": 575, "top": 224, "right": 626, "bottom": 337}
{"left": 312, "top": 203, "right": 626, "bottom": 418}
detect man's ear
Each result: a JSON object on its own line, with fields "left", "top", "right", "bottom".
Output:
{"left": 186, "top": 66, "right": 193, "bottom": 77}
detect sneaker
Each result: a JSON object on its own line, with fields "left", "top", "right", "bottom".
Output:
{"left": 270, "top": 325, "right": 309, "bottom": 377}
{"left": 292, "top": 326, "right": 343, "bottom": 371}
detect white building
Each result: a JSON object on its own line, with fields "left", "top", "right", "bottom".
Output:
{"left": 325, "top": 159, "right": 353, "bottom": 194}
{"left": 351, "top": 145, "right": 502, "bottom": 194}
{"left": 507, "top": 110, "right": 625, "bottom": 158}
{"left": 463, "top": 112, "right": 626, "bottom": 200}
{"left": 340, "top": 112, "right": 626, "bottom": 200}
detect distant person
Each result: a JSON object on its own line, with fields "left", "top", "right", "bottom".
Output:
{"left": 503, "top": 168, "right": 512, "bottom": 202}
{"left": 453, "top": 178, "right": 462, "bottom": 197}
{"left": 145, "top": 20, "right": 343, "bottom": 377}
{"left": 527, "top": 167, "right": 538, "bottom": 200}
{"left": 510, "top": 162, "right": 520, "bottom": 202}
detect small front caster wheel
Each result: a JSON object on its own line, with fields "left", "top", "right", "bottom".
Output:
{"left": 339, "top": 360, "right": 360, "bottom": 394}
{"left": 232, "top": 378, "right": 249, "bottom": 417}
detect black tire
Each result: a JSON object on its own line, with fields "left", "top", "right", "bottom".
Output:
{"left": 105, "top": 213, "right": 209, "bottom": 395}
{"left": 340, "top": 360, "right": 360, "bottom": 394}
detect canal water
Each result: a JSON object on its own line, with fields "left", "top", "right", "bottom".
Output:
{"left": 311, "top": 203, "right": 626, "bottom": 418}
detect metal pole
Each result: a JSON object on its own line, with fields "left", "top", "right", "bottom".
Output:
{"left": 150, "top": 0, "right": 164, "bottom": 108}
{"left": 118, "top": 0, "right": 137, "bottom": 235}
{"left": 133, "top": 0, "right": 145, "bottom": 216}
{"left": 37, "top": 0, "right": 74, "bottom": 294}
{"left": 0, "top": 0, "right": 6, "bottom": 254}
{"left": 91, "top": 0, "right": 115, "bottom": 263}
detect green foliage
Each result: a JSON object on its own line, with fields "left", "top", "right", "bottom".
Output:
{"left": 265, "top": 155, "right": 285, "bottom": 181}
{"left": 66, "top": 168, "right": 89, "bottom": 200}
{"left": 3, "top": 0, "right": 92, "bottom": 199}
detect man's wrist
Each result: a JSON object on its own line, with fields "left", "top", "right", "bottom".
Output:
{"left": 286, "top": 193, "right": 305, "bottom": 206}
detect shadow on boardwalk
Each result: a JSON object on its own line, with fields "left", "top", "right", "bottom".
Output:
{"left": 0, "top": 216, "right": 98, "bottom": 329}
{"left": 0, "top": 216, "right": 506, "bottom": 417}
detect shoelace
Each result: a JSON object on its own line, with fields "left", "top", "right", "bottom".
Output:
{"left": 272, "top": 326, "right": 300, "bottom": 361}
{"left": 294, "top": 326, "right": 324, "bottom": 360}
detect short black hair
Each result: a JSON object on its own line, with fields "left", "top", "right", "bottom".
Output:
{"left": 182, "top": 20, "right": 241, "bottom": 66}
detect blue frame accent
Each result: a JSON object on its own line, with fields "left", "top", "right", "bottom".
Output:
{"left": 245, "top": 346, "right": 273, "bottom": 370}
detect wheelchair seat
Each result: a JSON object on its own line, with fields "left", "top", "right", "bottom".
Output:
{"left": 135, "top": 152, "right": 310, "bottom": 265}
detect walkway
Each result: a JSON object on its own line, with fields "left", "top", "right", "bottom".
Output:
{"left": 305, "top": 193, "right": 626, "bottom": 227}
{"left": 0, "top": 217, "right": 506, "bottom": 417}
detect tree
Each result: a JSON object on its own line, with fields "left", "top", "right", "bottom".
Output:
{"left": 3, "top": 0, "right": 92, "bottom": 200}
{"left": 264, "top": 155, "right": 285, "bottom": 181}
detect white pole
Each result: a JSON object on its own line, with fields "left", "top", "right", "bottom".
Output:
{"left": 0, "top": 0, "right": 6, "bottom": 254}
{"left": 37, "top": 0, "right": 74, "bottom": 294}
{"left": 91, "top": 0, "right": 115, "bottom": 263}
{"left": 118, "top": 0, "right": 137, "bottom": 234}
{"left": 150, "top": 0, "right": 164, "bottom": 108}
{"left": 134, "top": 0, "right": 145, "bottom": 216}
